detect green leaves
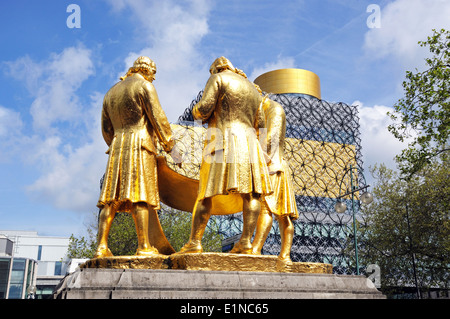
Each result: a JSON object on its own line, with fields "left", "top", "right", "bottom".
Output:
{"left": 358, "top": 161, "right": 450, "bottom": 296}
{"left": 67, "top": 229, "right": 96, "bottom": 259}
{"left": 108, "top": 213, "right": 138, "bottom": 256}
{"left": 388, "top": 29, "right": 450, "bottom": 177}
{"left": 158, "top": 206, "right": 222, "bottom": 252}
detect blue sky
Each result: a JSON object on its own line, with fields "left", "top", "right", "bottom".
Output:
{"left": 1, "top": 0, "right": 449, "bottom": 237}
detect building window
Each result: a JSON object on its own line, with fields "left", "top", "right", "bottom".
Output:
{"left": 54, "top": 261, "right": 62, "bottom": 276}
{"left": 0, "top": 258, "right": 11, "bottom": 299}
{"left": 37, "top": 245, "right": 42, "bottom": 261}
{"left": 9, "top": 259, "right": 26, "bottom": 299}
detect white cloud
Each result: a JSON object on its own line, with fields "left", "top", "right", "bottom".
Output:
{"left": 354, "top": 100, "right": 414, "bottom": 171}
{"left": 0, "top": 105, "right": 23, "bottom": 162}
{"left": 4, "top": 46, "right": 105, "bottom": 214}
{"left": 249, "top": 55, "right": 296, "bottom": 82}
{"left": 363, "top": 0, "right": 450, "bottom": 69}
{"left": 26, "top": 92, "right": 106, "bottom": 213}
{"left": 5, "top": 45, "right": 95, "bottom": 131}
{"left": 32, "top": 46, "right": 94, "bottom": 131}
{"left": 0, "top": 105, "right": 22, "bottom": 137}
{"left": 3, "top": 55, "right": 44, "bottom": 93}
{"left": 110, "top": 0, "right": 212, "bottom": 122}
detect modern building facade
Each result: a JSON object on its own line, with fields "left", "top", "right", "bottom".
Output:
{"left": 0, "top": 256, "right": 37, "bottom": 299}
{"left": 0, "top": 235, "right": 38, "bottom": 299}
{"left": 0, "top": 230, "right": 70, "bottom": 299}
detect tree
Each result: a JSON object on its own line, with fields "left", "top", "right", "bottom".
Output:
{"left": 357, "top": 160, "right": 449, "bottom": 298}
{"left": 388, "top": 29, "right": 450, "bottom": 177}
{"left": 67, "top": 233, "right": 96, "bottom": 259}
{"left": 107, "top": 212, "right": 138, "bottom": 256}
{"left": 67, "top": 212, "right": 97, "bottom": 258}
{"left": 158, "top": 205, "right": 222, "bottom": 252}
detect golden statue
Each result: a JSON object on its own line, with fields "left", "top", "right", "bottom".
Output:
{"left": 178, "top": 57, "right": 273, "bottom": 254}
{"left": 251, "top": 95, "right": 299, "bottom": 262}
{"left": 95, "top": 56, "right": 177, "bottom": 258}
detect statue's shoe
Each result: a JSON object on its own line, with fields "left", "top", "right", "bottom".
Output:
{"left": 276, "top": 256, "right": 293, "bottom": 272}
{"left": 175, "top": 242, "right": 203, "bottom": 254}
{"left": 136, "top": 246, "right": 160, "bottom": 256}
{"left": 229, "top": 242, "right": 252, "bottom": 254}
{"left": 277, "top": 255, "right": 292, "bottom": 263}
{"left": 94, "top": 247, "right": 113, "bottom": 258}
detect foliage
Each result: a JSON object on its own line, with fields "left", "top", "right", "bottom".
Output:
{"left": 357, "top": 160, "right": 449, "bottom": 297}
{"left": 158, "top": 205, "right": 223, "bottom": 252}
{"left": 67, "top": 233, "right": 96, "bottom": 259}
{"left": 388, "top": 29, "right": 450, "bottom": 177}
{"left": 107, "top": 212, "right": 138, "bottom": 256}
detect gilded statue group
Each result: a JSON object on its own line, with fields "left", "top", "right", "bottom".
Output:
{"left": 94, "top": 56, "right": 299, "bottom": 263}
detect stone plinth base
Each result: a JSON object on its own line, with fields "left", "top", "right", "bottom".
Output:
{"left": 80, "top": 253, "right": 332, "bottom": 274}
{"left": 54, "top": 254, "right": 384, "bottom": 299}
{"left": 54, "top": 268, "right": 384, "bottom": 299}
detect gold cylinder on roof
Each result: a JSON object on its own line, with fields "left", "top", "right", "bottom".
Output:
{"left": 254, "top": 68, "right": 321, "bottom": 99}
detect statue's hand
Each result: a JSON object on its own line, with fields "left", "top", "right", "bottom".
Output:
{"left": 170, "top": 146, "right": 183, "bottom": 168}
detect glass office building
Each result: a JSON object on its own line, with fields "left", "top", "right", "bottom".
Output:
{"left": 0, "top": 257, "right": 37, "bottom": 299}
{"left": 0, "top": 231, "right": 70, "bottom": 299}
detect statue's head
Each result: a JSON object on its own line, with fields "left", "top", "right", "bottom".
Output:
{"left": 209, "top": 56, "right": 247, "bottom": 79}
{"left": 209, "top": 56, "right": 234, "bottom": 74}
{"left": 121, "top": 56, "right": 156, "bottom": 82}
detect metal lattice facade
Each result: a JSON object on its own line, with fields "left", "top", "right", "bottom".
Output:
{"left": 168, "top": 91, "right": 365, "bottom": 274}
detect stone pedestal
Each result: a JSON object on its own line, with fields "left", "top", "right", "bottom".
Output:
{"left": 54, "top": 268, "right": 384, "bottom": 299}
{"left": 53, "top": 253, "right": 384, "bottom": 299}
